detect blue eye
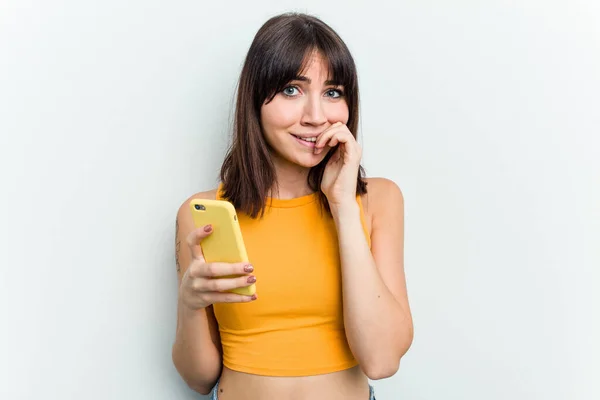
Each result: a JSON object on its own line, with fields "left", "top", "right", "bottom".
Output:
{"left": 325, "top": 89, "right": 343, "bottom": 98}
{"left": 282, "top": 86, "right": 300, "bottom": 96}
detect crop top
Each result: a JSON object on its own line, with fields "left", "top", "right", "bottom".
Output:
{"left": 213, "top": 184, "right": 371, "bottom": 376}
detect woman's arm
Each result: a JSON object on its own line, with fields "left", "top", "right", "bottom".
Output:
{"left": 172, "top": 194, "right": 222, "bottom": 395}
{"left": 333, "top": 177, "right": 414, "bottom": 380}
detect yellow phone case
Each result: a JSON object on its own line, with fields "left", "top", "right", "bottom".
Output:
{"left": 189, "top": 199, "right": 256, "bottom": 296}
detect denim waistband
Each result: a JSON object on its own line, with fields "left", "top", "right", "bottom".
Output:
{"left": 210, "top": 380, "right": 376, "bottom": 399}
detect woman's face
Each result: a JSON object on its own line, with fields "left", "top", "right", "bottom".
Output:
{"left": 260, "top": 52, "right": 349, "bottom": 169}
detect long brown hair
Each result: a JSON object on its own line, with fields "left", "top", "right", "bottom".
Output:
{"left": 219, "top": 12, "right": 367, "bottom": 218}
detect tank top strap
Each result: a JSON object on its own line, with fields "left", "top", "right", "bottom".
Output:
{"left": 216, "top": 182, "right": 224, "bottom": 200}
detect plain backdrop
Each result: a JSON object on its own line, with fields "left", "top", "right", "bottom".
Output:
{"left": 1, "top": 1, "right": 599, "bottom": 399}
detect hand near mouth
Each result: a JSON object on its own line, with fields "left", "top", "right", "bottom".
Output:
{"left": 316, "top": 122, "right": 362, "bottom": 208}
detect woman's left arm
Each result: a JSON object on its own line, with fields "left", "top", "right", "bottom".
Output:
{"left": 331, "top": 178, "right": 413, "bottom": 380}
{"left": 316, "top": 123, "right": 413, "bottom": 380}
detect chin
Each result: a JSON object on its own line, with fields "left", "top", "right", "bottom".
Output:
{"left": 270, "top": 140, "right": 329, "bottom": 169}
{"left": 293, "top": 152, "right": 327, "bottom": 169}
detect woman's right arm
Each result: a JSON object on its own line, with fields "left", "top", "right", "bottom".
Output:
{"left": 172, "top": 199, "right": 222, "bottom": 395}
{"left": 172, "top": 194, "right": 257, "bottom": 395}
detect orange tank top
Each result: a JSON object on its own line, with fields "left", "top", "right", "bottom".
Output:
{"left": 213, "top": 184, "right": 371, "bottom": 376}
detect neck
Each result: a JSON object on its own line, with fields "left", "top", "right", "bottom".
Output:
{"left": 270, "top": 156, "right": 314, "bottom": 200}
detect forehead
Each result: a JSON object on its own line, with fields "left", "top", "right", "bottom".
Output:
{"left": 298, "top": 51, "right": 332, "bottom": 81}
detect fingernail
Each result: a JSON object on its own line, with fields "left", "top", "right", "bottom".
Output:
{"left": 244, "top": 264, "right": 253, "bottom": 272}
{"left": 251, "top": 294, "right": 258, "bottom": 300}
{"left": 204, "top": 224, "right": 212, "bottom": 232}
{"left": 247, "top": 275, "right": 256, "bottom": 283}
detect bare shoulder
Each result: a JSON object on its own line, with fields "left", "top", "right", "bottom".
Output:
{"left": 362, "top": 177, "right": 404, "bottom": 219}
{"left": 185, "top": 188, "right": 219, "bottom": 203}
{"left": 177, "top": 188, "right": 218, "bottom": 220}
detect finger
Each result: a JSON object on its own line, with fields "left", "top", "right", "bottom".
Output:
{"left": 327, "top": 133, "right": 342, "bottom": 148}
{"left": 320, "top": 121, "right": 343, "bottom": 136}
{"left": 201, "top": 262, "right": 254, "bottom": 278}
{"left": 186, "top": 225, "right": 213, "bottom": 262}
{"left": 315, "top": 122, "right": 343, "bottom": 149}
{"left": 208, "top": 291, "right": 258, "bottom": 304}
{"left": 201, "top": 274, "right": 257, "bottom": 292}
{"left": 316, "top": 129, "right": 354, "bottom": 155}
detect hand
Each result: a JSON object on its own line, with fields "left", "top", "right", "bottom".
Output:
{"left": 179, "top": 225, "right": 257, "bottom": 310}
{"left": 315, "top": 122, "right": 362, "bottom": 207}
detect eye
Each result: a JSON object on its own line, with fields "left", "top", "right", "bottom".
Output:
{"left": 282, "top": 86, "right": 300, "bottom": 97}
{"left": 325, "top": 88, "right": 344, "bottom": 98}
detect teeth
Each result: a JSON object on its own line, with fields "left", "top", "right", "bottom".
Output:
{"left": 296, "top": 136, "right": 316, "bottom": 142}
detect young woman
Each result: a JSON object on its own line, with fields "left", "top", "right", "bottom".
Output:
{"left": 173, "top": 12, "right": 413, "bottom": 400}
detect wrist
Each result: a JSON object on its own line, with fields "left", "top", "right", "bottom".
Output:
{"left": 330, "top": 201, "right": 360, "bottom": 220}
{"left": 178, "top": 294, "right": 206, "bottom": 317}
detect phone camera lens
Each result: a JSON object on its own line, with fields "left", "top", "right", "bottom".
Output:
{"left": 194, "top": 204, "right": 206, "bottom": 211}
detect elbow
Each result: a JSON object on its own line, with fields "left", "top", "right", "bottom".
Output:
{"left": 183, "top": 375, "right": 214, "bottom": 396}
{"left": 187, "top": 383, "right": 214, "bottom": 396}
{"left": 362, "top": 332, "right": 413, "bottom": 380}
{"left": 172, "top": 345, "right": 217, "bottom": 395}
{"left": 362, "top": 357, "right": 400, "bottom": 380}
{"left": 181, "top": 378, "right": 213, "bottom": 396}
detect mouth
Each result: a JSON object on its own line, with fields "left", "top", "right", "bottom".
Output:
{"left": 291, "top": 134, "right": 318, "bottom": 148}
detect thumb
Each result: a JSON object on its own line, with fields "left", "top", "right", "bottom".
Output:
{"left": 186, "top": 224, "right": 213, "bottom": 262}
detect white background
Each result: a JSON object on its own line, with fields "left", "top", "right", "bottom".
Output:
{"left": 1, "top": 1, "right": 599, "bottom": 399}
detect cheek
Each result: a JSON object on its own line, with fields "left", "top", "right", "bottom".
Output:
{"left": 327, "top": 102, "right": 350, "bottom": 124}
{"left": 261, "top": 100, "right": 301, "bottom": 130}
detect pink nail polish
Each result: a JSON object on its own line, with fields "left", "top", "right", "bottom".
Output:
{"left": 247, "top": 275, "right": 256, "bottom": 283}
{"left": 244, "top": 264, "right": 254, "bottom": 273}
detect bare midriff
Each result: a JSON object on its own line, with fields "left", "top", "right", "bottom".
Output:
{"left": 215, "top": 365, "right": 370, "bottom": 400}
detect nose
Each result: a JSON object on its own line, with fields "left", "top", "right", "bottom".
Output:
{"left": 300, "top": 95, "right": 327, "bottom": 127}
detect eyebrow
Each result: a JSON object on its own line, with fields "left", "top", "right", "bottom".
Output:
{"left": 293, "top": 75, "right": 342, "bottom": 86}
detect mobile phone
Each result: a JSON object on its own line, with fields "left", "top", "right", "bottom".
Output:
{"left": 189, "top": 199, "right": 256, "bottom": 296}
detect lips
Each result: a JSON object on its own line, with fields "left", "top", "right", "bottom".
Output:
{"left": 291, "top": 134, "right": 317, "bottom": 148}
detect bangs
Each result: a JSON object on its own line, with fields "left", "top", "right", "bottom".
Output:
{"left": 254, "top": 26, "right": 357, "bottom": 107}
